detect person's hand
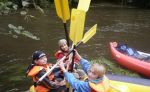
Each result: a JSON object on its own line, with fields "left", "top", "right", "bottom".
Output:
{"left": 53, "top": 80, "right": 60, "bottom": 88}
{"left": 58, "top": 61, "right": 67, "bottom": 72}
{"left": 65, "top": 61, "right": 71, "bottom": 71}
{"left": 54, "top": 80, "right": 59, "bottom": 85}
{"left": 59, "top": 79, "right": 66, "bottom": 86}
{"left": 74, "top": 49, "right": 81, "bottom": 60}
{"left": 65, "top": 60, "right": 71, "bottom": 66}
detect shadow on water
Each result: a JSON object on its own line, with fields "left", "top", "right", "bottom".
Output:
{"left": 0, "top": 4, "right": 150, "bottom": 91}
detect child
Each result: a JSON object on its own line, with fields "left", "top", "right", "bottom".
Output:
{"left": 26, "top": 51, "right": 67, "bottom": 92}
{"left": 55, "top": 39, "right": 87, "bottom": 92}
{"left": 55, "top": 39, "right": 79, "bottom": 70}
{"left": 58, "top": 50, "right": 110, "bottom": 92}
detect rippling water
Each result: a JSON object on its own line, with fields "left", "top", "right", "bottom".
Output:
{"left": 0, "top": 5, "right": 150, "bottom": 91}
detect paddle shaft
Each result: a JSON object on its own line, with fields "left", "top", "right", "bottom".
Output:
{"left": 63, "top": 23, "right": 70, "bottom": 46}
{"left": 60, "top": 0, "right": 69, "bottom": 46}
{"left": 71, "top": 45, "right": 75, "bottom": 72}
{"left": 70, "top": 41, "right": 84, "bottom": 71}
{"left": 36, "top": 56, "right": 66, "bottom": 84}
{"left": 54, "top": 0, "right": 70, "bottom": 46}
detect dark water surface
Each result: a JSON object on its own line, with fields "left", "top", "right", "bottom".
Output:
{"left": 0, "top": 5, "right": 150, "bottom": 91}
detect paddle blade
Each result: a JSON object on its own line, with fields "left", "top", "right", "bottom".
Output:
{"left": 54, "top": 0, "right": 70, "bottom": 23}
{"left": 77, "top": 0, "right": 91, "bottom": 12}
{"left": 82, "top": 24, "right": 97, "bottom": 43}
{"left": 29, "top": 85, "right": 36, "bottom": 92}
{"left": 69, "top": 9, "right": 86, "bottom": 45}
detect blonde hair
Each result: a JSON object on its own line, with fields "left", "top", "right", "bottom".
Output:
{"left": 58, "top": 39, "right": 67, "bottom": 47}
{"left": 91, "top": 63, "right": 106, "bottom": 77}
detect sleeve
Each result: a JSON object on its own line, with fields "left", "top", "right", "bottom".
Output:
{"left": 64, "top": 72, "right": 90, "bottom": 91}
{"left": 55, "top": 51, "right": 64, "bottom": 59}
{"left": 35, "top": 69, "right": 58, "bottom": 88}
{"left": 74, "top": 56, "right": 80, "bottom": 64}
{"left": 80, "top": 58, "right": 91, "bottom": 74}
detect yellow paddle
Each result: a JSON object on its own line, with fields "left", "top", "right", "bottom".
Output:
{"left": 54, "top": 0, "right": 70, "bottom": 46}
{"left": 29, "top": 85, "right": 36, "bottom": 92}
{"left": 69, "top": 8, "right": 86, "bottom": 71}
{"left": 35, "top": 24, "right": 97, "bottom": 84}
{"left": 69, "top": 9, "right": 86, "bottom": 45}
{"left": 82, "top": 24, "right": 97, "bottom": 43}
{"left": 110, "top": 84, "right": 123, "bottom": 92}
{"left": 77, "top": 0, "right": 91, "bottom": 12}
{"left": 75, "top": 24, "right": 97, "bottom": 46}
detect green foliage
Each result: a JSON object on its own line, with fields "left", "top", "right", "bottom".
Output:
{"left": 0, "top": 1, "right": 18, "bottom": 15}
{"left": 90, "top": 57, "right": 140, "bottom": 77}
{"left": 0, "top": 0, "right": 8, "bottom": 2}
{"left": 20, "top": 0, "right": 45, "bottom": 22}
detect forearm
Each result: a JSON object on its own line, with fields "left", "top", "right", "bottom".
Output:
{"left": 42, "top": 77, "right": 58, "bottom": 88}
{"left": 64, "top": 72, "right": 90, "bottom": 91}
{"left": 74, "top": 51, "right": 91, "bottom": 74}
{"left": 64, "top": 72, "right": 80, "bottom": 89}
{"left": 80, "top": 58, "right": 91, "bottom": 74}
{"left": 36, "top": 70, "right": 58, "bottom": 88}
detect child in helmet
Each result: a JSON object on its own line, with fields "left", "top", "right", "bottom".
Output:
{"left": 26, "top": 51, "right": 67, "bottom": 92}
{"left": 55, "top": 39, "right": 80, "bottom": 70}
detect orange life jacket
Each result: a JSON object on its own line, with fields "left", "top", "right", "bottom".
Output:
{"left": 89, "top": 76, "right": 110, "bottom": 92}
{"left": 27, "top": 64, "right": 54, "bottom": 92}
{"left": 55, "top": 50, "right": 79, "bottom": 64}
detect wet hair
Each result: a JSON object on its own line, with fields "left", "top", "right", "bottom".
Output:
{"left": 91, "top": 63, "right": 106, "bottom": 78}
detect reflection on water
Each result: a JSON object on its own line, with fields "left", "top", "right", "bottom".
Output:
{"left": 0, "top": 5, "right": 150, "bottom": 91}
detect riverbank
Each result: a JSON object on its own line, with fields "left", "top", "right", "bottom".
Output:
{"left": 90, "top": 57, "right": 140, "bottom": 78}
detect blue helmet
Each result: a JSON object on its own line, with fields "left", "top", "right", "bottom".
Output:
{"left": 32, "top": 51, "right": 46, "bottom": 60}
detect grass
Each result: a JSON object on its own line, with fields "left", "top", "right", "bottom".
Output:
{"left": 90, "top": 57, "right": 140, "bottom": 78}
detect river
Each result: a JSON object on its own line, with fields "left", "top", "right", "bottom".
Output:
{"left": 0, "top": 4, "right": 150, "bottom": 92}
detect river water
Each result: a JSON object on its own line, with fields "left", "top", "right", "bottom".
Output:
{"left": 0, "top": 4, "right": 150, "bottom": 91}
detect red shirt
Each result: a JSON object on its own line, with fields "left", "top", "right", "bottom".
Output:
{"left": 55, "top": 50, "right": 79, "bottom": 64}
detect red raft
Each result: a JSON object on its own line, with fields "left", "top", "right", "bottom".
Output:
{"left": 109, "top": 42, "right": 150, "bottom": 78}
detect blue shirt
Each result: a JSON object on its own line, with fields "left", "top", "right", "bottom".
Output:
{"left": 64, "top": 58, "right": 91, "bottom": 92}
